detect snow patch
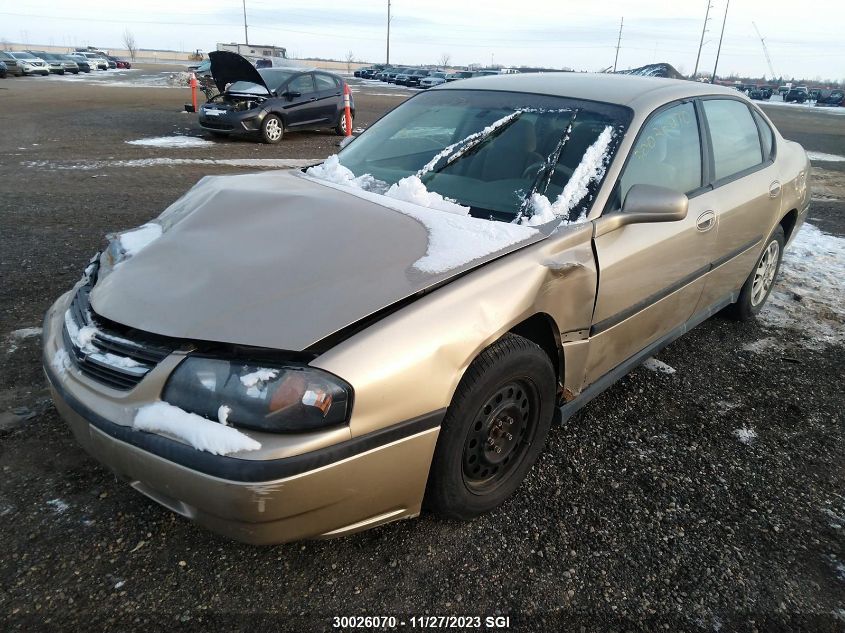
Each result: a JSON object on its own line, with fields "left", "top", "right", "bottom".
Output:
{"left": 641, "top": 358, "right": 676, "bottom": 374}
{"left": 126, "top": 136, "right": 216, "bottom": 148}
{"left": 217, "top": 405, "right": 231, "bottom": 426}
{"left": 742, "top": 337, "right": 784, "bottom": 355}
{"left": 51, "top": 348, "right": 71, "bottom": 375}
{"left": 734, "top": 427, "right": 758, "bottom": 445}
{"left": 114, "top": 580, "right": 126, "bottom": 589}
{"left": 134, "top": 402, "right": 261, "bottom": 456}
{"left": 522, "top": 126, "right": 614, "bottom": 226}
{"left": 759, "top": 223, "right": 845, "bottom": 347}
{"left": 117, "top": 223, "right": 163, "bottom": 257}
{"left": 240, "top": 369, "right": 279, "bottom": 397}
{"left": 6, "top": 327, "right": 42, "bottom": 354}
{"left": 47, "top": 499, "right": 69, "bottom": 513}
{"left": 305, "top": 155, "right": 386, "bottom": 191}
{"left": 22, "top": 158, "right": 319, "bottom": 171}
{"left": 385, "top": 176, "right": 469, "bottom": 215}
{"left": 806, "top": 151, "right": 845, "bottom": 162}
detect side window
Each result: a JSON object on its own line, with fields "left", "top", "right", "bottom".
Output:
{"left": 288, "top": 74, "right": 316, "bottom": 95}
{"left": 751, "top": 109, "right": 774, "bottom": 161}
{"left": 314, "top": 74, "right": 338, "bottom": 92}
{"left": 619, "top": 101, "right": 702, "bottom": 203}
{"left": 703, "top": 99, "right": 763, "bottom": 180}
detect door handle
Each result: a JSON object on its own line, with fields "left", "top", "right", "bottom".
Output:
{"left": 769, "top": 180, "right": 782, "bottom": 198}
{"left": 696, "top": 210, "right": 715, "bottom": 232}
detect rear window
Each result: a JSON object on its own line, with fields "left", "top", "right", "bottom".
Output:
{"left": 703, "top": 99, "right": 763, "bottom": 181}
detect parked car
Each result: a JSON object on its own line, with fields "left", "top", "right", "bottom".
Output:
{"left": 405, "top": 69, "right": 435, "bottom": 88}
{"left": 42, "top": 51, "right": 81, "bottom": 74}
{"left": 66, "top": 54, "right": 92, "bottom": 73}
{"left": 0, "top": 51, "right": 22, "bottom": 76}
{"left": 815, "top": 89, "right": 845, "bottom": 107}
{"left": 385, "top": 68, "right": 410, "bottom": 83}
{"left": 359, "top": 66, "right": 384, "bottom": 79}
{"left": 0, "top": 61, "right": 6, "bottom": 79}
{"left": 197, "top": 51, "right": 354, "bottom": 143}
{"left": 784, "top": 87, "right": 808, "bottom": 103}
{"left": 27, "top": 51, "right": 69, "bottom": 74}
{"left": 44, "top": 73, "right": 809, "bottom": 544}
{"left": 6, "top": 52, "right": 49, "bottom": 76}
{"left": 445, "top": 70, "right": 474, "bottom": 82}
{"left": 420, "top": 72, "right": 447, "bottom": 88}
{"left": 108, "top": 56, "right": 131, "bottom": 69}
{"left": 473, "top": 70, "right": 500, "bottom": 77}
{"left": 394, "top": 69, "right": 421, "bottom": 86}
{"left": 749, "top": 86, "right": 771, "bottom": 100}
{"left": 80, "top": 52, "right": 109, "bottom": 70}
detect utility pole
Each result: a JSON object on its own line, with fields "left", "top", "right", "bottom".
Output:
{"left": 752, "top": 22, "right": 777, "bottom": 80}
{"left": 612, "top": 17, "right": 623, "bottom": 72}
{"left": 242, "top": 0, "right": 249, "bottom": 45}
{"left": 712, "top": 0, "right": 729, "bottom": 83}
{"left": 693, "top": 1, "right": 713, "bottom": 78}
{"left": 386, "top": 0, "right": 391, "bottom": 64}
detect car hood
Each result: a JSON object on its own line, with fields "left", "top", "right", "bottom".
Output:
{"left": 89, "top": 170, "right": 547, "bottom": 352}
{"left": 209, "top": 50, "right": 269, "bottom": 95}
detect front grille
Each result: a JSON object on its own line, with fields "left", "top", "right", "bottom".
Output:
{"left": 63, "top": 277, "right": 175, "bottom": 390}
{"left": 200, "top": 120, "right": 234, "bottom": 131}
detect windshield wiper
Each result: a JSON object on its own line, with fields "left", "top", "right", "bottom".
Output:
{"left": 417, "top": 110, "right": 523, "bottom": 180}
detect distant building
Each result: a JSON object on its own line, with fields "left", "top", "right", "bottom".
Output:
{"left": 216, "top": 43, "right": 287, "bottom": 59}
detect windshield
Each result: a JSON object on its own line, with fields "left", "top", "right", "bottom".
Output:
{"left": 335, "top": 89, "right": 630, "bottom": 222}
{"left": 12, "top": 52, "right": 37, "bottom": 59}
{"left": 228, "top": 69, "right": 296, "bottom": 94}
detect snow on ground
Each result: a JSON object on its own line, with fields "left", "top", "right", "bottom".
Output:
{"left": 126, "top": 136, "right": 215, "bottom": 148}
{"left": 302, "top": 162, "right": 537, "bottom": 273}
{"left": 523, "top": 126, "right": 614, "bottom": 226}
{"left": 734, "top": 427, "right": 758, "bottom": 445}
{"left": 22, "top": 158, "right": 319, "bottom": 171}
{"left": 46, "top": 499, "right": 69, "bottom": 513}
{"left": 46, "top": 69, "right": 190, "bottom": 89}
{"left": 762, "top": 100, "right": 845, "bottom": 115}
{"left": 134, "top": 402, "right": 261, "bottom": 455}
{"left": 742, "top": 337, "right": 785, "bottom": 355}
{"left": 5, "top": 327, "right": 42, "bottom": 354}
{"left": 641, "top": 358, "right": 677, "bottom": 374}
{"left": 807, "top": 151, "right": 845, "bottom": 162}
{"left": 759, "top": 223, "right": 845, "bottom": 347}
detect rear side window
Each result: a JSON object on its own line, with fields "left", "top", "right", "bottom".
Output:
{"left": 751, "top": 109, "right": 774, "bottom": 161}
{"left": 619, "top": 101, "right": 702, "bottom": 201}
{"left": 314, "top": 74, "right": 337, "bottom": 91}
{"left": 703, "top": 99, "right": 763, "bottom": 180}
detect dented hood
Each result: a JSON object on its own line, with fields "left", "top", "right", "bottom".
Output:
{"left": 208, "top": 50, "right": 269, "bottom": 95}
{"left": 89, "top": 170, "right": 546, "bottom": 352}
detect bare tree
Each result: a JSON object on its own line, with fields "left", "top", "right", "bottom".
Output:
{"left": 123, "top": 29, "right": 138, "bottom": 61}
{"left": 345, "top": 50, "right": 355, "bottom": 75}
{"left": 438, "top": 52, "right": 451, "bottom": 69}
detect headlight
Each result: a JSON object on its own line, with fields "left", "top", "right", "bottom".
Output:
{"left": 163, "top": 356, "right": 352, "bottom": 433}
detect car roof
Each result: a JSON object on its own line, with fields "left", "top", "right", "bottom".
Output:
{"left": 436, "top": 72, "right": 746, "bottom": 110}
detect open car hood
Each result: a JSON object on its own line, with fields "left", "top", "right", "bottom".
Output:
{"left": 208, "top": 50, "right": 270, "bottom": 95}
{"left": 89, "top": 170, "right": 547, "bottom": 353}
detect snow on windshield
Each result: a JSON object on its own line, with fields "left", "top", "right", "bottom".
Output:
{"left": 521, "top": 126, "right": 615, "bottom": 226}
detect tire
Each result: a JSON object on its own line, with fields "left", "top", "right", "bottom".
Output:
{"left": 727, "top": 225, "right": 785, "bottom": 321}
{"left": 424, "top": 333, "right": 556, "bottom": 519}
{"left": 260, "top": 114, "right": 284, "bottom": 144}
{"left": 335, "top": 111, "right": 352, "bottom": 136}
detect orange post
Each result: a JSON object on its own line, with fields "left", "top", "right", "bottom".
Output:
{"left": 190, "top": 73, "right": 198, "bottom": 112}
{"left": 343, "top": 83, "right": 352, "bottom": 137}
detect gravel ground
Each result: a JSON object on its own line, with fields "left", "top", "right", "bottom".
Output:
{"left": 0, "top": 69, "right": 843, "bottom": 632}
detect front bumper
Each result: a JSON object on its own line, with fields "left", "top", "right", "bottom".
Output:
{"left": 42, "top": 292, "right": 442, "bottom": 544}
{"left": 198, "top": 108, "right": 264, "bottom": 135}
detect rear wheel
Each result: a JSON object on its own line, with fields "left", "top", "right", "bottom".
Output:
{"left": 727, "top": 225, "right": 785, "bottom": 321}
{"left": 334, "top": 111, "right": 353, "bottom": 136}
{"left": 425, "top": 334, "right": 556, "bottom": 519}
{"left": 260, "top": 114, "right": 284, "bottom": 144}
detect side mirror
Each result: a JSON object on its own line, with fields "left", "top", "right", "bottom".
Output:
{"left": 283, "top": 90, "right": 301, "bottom": 100}
{"left": 594, "top": 184, "right": 688, "bottom": 237}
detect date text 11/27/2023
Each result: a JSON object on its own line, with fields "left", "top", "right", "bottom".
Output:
{"left": 331, "top": 615, "right": 512, "bottom": 629}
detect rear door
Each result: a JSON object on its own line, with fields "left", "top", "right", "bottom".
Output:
{"left": 313, "top": 73, "right": 342, "bottom": 125}
{"left": 693, "top": 98, "right": 782, "bottom": 310}
{"left": 584, "top": 100, "right": 719, "bottom": 384}
{"left": 279, "top": 73, "right": 320, "bottom": 127}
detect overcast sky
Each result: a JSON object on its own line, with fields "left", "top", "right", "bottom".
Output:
{"left": 3, "top": 0, "right": 843, "bottom": 80}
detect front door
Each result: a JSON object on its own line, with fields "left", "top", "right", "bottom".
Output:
{"left": 281, "top": 74, "right": 321, "bottom": 127}
{"left": 584, "top": 100, "right": 719, "bottom": 385}
{"left": 313, "top": 73, "right": 343, "bottom": 125}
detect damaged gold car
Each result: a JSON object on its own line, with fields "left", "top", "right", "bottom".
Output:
{"left": 44, "top": 74, "right": 810, "bottom": 544}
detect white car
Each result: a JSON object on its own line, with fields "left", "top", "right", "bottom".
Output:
{"left": 7, "top": 52, "right": 49, "bottom": 76}
{"left": 81, "top": 52, "right": 109, "bottom": 70}
{"left": 420, "top": 72, "right": 447, "bottom": 88}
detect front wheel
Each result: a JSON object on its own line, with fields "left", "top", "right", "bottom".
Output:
{"left": 260, "top": 114, "right": 284, "bottom": 144}
{"left": 424, "top": 334, "right": 556, "bottom": 519}
{"left": 727, "top": 225, "right": 785, "bottom": 321}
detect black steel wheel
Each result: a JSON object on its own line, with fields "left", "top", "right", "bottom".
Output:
{"left": 425, "top": 333, "right": 556, "bottom": 519}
